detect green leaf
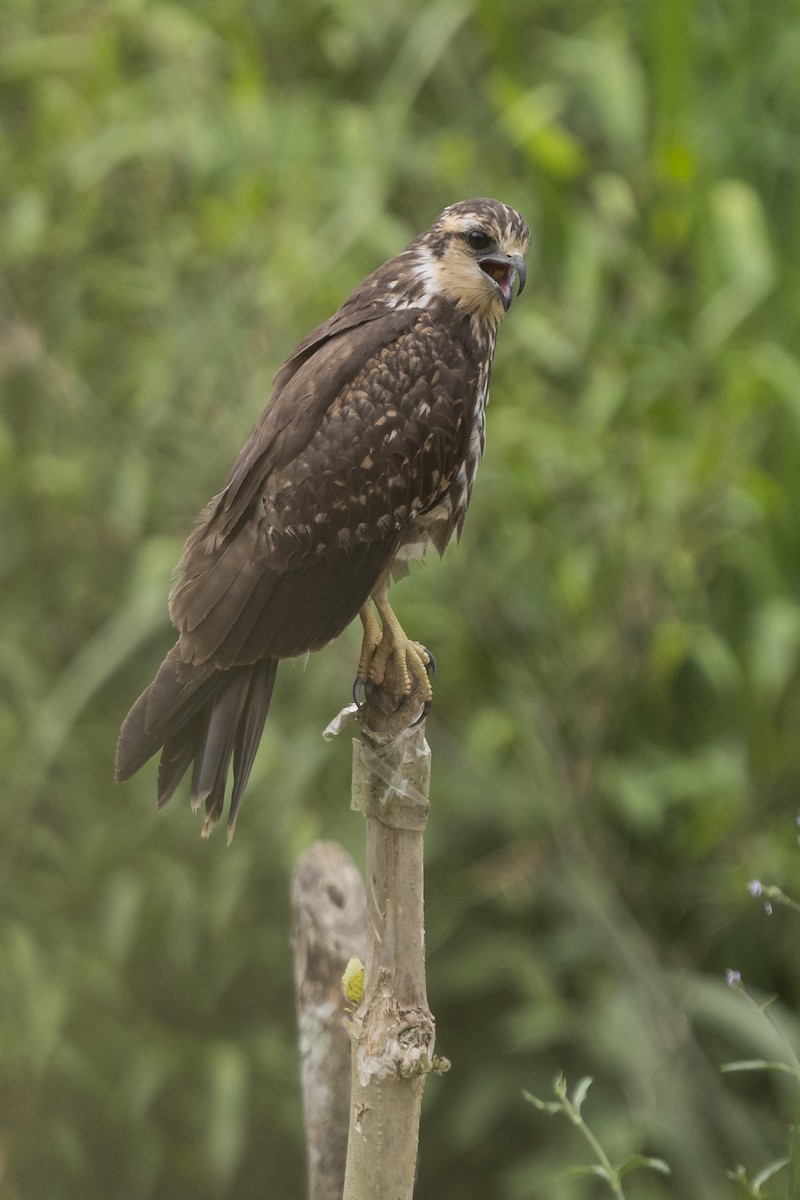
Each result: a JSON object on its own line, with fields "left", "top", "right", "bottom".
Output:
{"left": 618, "top": 1155, "right": 672, "bottom": 1177}
{"left": 571, "top": 1076, "right": 593, "bottom": 1113}
{"left": 753, "top": 1158, "right": 789, "bottom": 1189}
{"left": 721, "top": 1060, "right": 797, "bottom": 1075}
{"left": 695, "top": 179, "right": 775, "bottom": 351}
{"left": 559, "top": 1163, "right": 612, "bottom": 1183}
{"left": 522, "top": 1089, "right": 562, "bottom": 1115}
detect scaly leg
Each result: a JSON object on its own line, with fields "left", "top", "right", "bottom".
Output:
{"left": 355, "top": 602, "right": 382, "bottom": 684}
{"left": 367, "top": 583, "right": 434, "bottom": 702}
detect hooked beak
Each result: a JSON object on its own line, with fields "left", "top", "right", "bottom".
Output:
{"left": 479, "top": 253, "right": 527, "bottom": 311}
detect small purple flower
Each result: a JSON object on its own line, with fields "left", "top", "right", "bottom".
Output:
{"left": 726, "top": 969, "right": 742, "bottom": 987}
{"left": 747, "top": 880, "right": 762, "bottom": 897}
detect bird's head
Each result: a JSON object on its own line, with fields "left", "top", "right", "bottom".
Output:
{"left": 412, "top": 198, "right": 530, "bottom": 325}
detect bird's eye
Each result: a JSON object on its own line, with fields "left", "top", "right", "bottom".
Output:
{"left": 465, "top": 229, "right": 493, "bottom": 252}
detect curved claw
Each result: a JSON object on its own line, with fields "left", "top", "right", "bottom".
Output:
{"left": 353, "top": 675, "right": 367, "bottom": 715}
{"left": 410, "top": 647, "right": 437, "bottom": 725}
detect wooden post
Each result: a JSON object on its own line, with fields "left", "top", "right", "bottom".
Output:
{"left": 342, "top": 683, "right": 437, "bottom": 1200}
{"left": 291, "top": 841, "right": 367, "bottom": 1200}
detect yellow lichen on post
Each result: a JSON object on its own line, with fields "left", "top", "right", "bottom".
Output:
{"left": 342, "top": 957, "right": 365, "bottom": 1006}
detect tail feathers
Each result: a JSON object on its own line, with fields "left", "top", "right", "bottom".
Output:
{"left": 115, "top": 646, "right": 216, "bottom": 782}
{"left": 156, "top": 718, "right": 202, "bottom": 808}
{"left": 115, "top": 644, "right": 278, "bottom": 838}
{"left": 230, "top": 659, "right": 278, "bottom": 837}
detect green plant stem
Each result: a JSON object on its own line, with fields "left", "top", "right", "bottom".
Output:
{"left": 555, "top": 1081, "right": 626, "bottom": 1199}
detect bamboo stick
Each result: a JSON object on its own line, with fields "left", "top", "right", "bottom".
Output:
{"left": 342, "top": 683, "right": 437, "bottom": 1200}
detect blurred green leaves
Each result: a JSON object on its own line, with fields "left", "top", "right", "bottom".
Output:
{"left": 3, "top": 0, "right": 800, "bottom": 1198}
{"left": 696, "top": 179, "right": 776, "bottom": 354}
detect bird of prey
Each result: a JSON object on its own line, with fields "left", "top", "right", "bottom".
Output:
{"left": 116, "top": 198, "right": 529, "bottom": 838}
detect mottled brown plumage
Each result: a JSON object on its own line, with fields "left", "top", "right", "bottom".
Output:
{"left": 116, "top": 198, "right": 530, "bottom": 837}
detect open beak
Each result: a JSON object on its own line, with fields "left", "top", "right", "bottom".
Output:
{"left": 479, "top": 253, "right": 527, "bottom": 311}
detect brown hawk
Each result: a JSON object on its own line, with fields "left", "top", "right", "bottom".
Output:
{"left": 116, "top": 198, "right": 530, "bottom": 838}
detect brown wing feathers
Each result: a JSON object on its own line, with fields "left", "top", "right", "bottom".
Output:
{"left": 115, "top": 309, "right": 426, "bottom": 836}
{"left": 116, "top": 314, "right": 474, "bottom": 835}
{"left": 215, "top": 308, "right": 420, "bottom": 535}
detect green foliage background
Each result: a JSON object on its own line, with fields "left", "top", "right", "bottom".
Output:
{"left": 3, "top": 0, "right": 800, "bottom": 1196}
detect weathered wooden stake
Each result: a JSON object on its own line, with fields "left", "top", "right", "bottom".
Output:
{"left": 291, "top": 841, "right": 367, "bottom": 1200}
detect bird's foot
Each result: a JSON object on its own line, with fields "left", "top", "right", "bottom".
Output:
{"left": 368, "top": 634, "right": 434, "bottom": 701}
{"left": 353, "top": 601, "right": 436, "bottom": 720}
{"left": 353, "top": 646, "right": 436, "bottom": 724}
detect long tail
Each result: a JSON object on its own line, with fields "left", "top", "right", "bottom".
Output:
{"left": 115, "top": 645, "right": 278, "bottom": 840}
